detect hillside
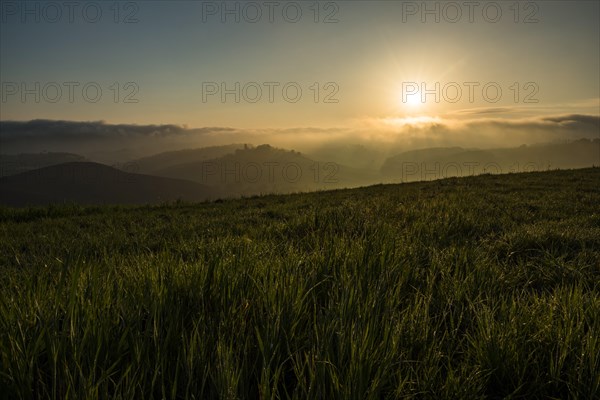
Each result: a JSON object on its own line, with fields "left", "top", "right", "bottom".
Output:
{"left": 129, "top": 144, "right": 247, "bottom": 174}
{"left": 4, "top": 138, "right": 597, "bottom": 190}
{"left": 381, "top": 139, "right": 600, "bottom": 180}
{"left": 1, "top": 168, "right": 599, "bottom": 398}
{"left": 0, "top": 162, "right": 214, "bottom": 206}
{"left": 151, "top": 144, "right": 378, "bottom": 195}
{"left": 0, "top": 152, "right": 87, "bottom": 177}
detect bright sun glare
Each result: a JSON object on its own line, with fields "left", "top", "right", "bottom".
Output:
{"left": 403, "top": 93, "right": 422, "bottom": 108}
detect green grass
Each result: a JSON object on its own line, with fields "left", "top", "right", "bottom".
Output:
{"left": 1, "top": 168, "right": 599, "bottom": 399}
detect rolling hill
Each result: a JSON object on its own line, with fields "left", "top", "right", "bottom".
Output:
{"left": 0, "top": 152, "right": 87, "bottom": 177}
{"left": 129, "top": 144, "right": 247, "bottom": 174}
{"left": 3, "top": 140, "right": 598, "bottom": 205}
{"left": 381, "top": 139, "right": 600, "bottom": 181}
{"left": 0, "top": 162, "right": 215, "bottom": 206}
{"left": 149, "top": 144, "right": 379, "bottom": 196}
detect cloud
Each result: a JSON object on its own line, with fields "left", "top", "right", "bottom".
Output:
{"left": 542, "top": 114, "right": 600, "bottom": 128}
{"left": 0, "top": 120, "right": 242, "bottom": 162}
{"left": 1, "top": 119, "right": 197, "bottom": 140}
{"left": 1, "top": 114, "right": 598, "bottom": 163}
{"left": 449, "top": 107, "right": 517, "bottom": 116}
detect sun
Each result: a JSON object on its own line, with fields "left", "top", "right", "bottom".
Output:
{"left": 395, "top": 83, "right": 423, "bottom": 109}
{"left": 386, "top": 80, "right": 432, "bottom": 115}
{"left": 403, "top": 93, "right": 422, "bottom": 108}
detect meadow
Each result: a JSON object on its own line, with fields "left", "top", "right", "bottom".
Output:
{"left": 1, "top": 168, "right": 599, "bottom": 399}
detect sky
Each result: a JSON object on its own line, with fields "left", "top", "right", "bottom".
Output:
{"left": 0, "top": 0, "right": 599, "bottom": 156}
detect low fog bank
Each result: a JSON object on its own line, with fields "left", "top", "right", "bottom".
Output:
{"left": 1, "top": 114, "right": 598, "bottom": 166}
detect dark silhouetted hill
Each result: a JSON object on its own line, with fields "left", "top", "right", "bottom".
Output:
{"left": 0, "top": 162, "right": 214, "bottom": 206}
{"left": 0, "top": 152, "right": 87, "bottom": 177}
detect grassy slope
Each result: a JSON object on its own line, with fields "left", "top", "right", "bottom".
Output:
{"left": 0, "top": 168, "right": 599, "bottom": 399}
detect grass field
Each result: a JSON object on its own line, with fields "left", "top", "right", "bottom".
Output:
{"left": 1, "top": 168, "right": 599, "bottom": 399}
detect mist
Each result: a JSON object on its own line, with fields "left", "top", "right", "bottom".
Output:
{"left": 1, "top": 114, "right": 598, "bottom": 167}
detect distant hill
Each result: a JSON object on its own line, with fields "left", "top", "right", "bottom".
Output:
{"left": 129, "top": 144, "right": 247, "bottom": 174}
{"left": 304, "top": 144, "right": 387, "bottom": 170}
{"left": 150, "top": 144, "right": 378, "bottom": 196}
{"left": 4, "top": 140, "right": 596, "bottom": 205}
{"left": 0, "top": 162, "right": 215, "bottom": 206}
{"left": 0, "top": 152, "right": 87, "bottom": 177}
{"left": 381, "top": 139, "right": 600, "bottom": 181}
